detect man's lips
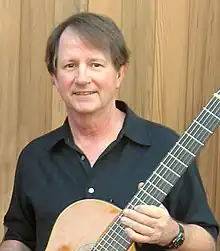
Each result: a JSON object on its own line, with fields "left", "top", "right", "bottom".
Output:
{"left": 73, "top": 91, "right": 97, "bottom": 95}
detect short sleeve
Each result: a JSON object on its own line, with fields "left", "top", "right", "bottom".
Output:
{"left": 4, "top": 151, "right": 36, "bottom": 250}
{"left": 164, "top": 160, "right": 219, "bottom": 240}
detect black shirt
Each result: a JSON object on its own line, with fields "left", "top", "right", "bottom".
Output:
{"left": 4, "top": 101, "right": 219, "bottom": 251}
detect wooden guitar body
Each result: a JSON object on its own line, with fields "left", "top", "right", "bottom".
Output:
{"left": 45, "top": 199, "right": 136, "bottom": 251}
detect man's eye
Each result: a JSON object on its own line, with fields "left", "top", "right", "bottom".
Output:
{"left": 65, "top": 63, "right": 75, "bottom": 68}
{"left": 91, "top": 63, "right": 102, "bottom": 68}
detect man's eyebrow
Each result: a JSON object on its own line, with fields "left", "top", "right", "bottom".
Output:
{"left": 60, "top": 58, "right": 77, "bottom": 63}
{"left": 90, "top": 58, "right": 107, "bottom": 63}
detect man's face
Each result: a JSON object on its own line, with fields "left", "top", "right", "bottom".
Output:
{"left": 53, "top": 28, "right": 126, "bottom": 115}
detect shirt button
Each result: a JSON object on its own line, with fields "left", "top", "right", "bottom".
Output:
{"left": 81, "top": 155, "right": 85, "bottom": 161}
{"left": 88, "top": 187, "right": 95, "bottom": 194}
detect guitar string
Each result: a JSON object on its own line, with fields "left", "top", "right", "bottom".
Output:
{"left": 96, "top": 95, "right": 220, "bottom": 251}
{"left": 133, "top": 94, "right": 220, "bottom": 202}
{"left": 110, "top": 95, "right": 220, "bottom": 249}
{"left": 94, "top": 95, "right": 220, "bottom": 251}
{"left": 127, "top": 91, "right": 220, "bottom": 211}
{"left": 93, "top": 94, "right": 220, "bottom": 251}
{"left": 113, "top": 94, "right": 220, "bottom": 250}
{"left": 97, "top": 90, "right": 220, "bottom": 249}
{"left": 139, "top": 97, "right": 220, "bottom": 203}
{"left": 133, "top": 90, "right": 220, "bottom": 205}
{"left": 93, "top": 120, "right": 219, "bottom": 251}
{"left": 99, "top": 100, "right": 219, "bottom": 251}
{"left": 130, "top": 95, "right": 220, "bottom": 207}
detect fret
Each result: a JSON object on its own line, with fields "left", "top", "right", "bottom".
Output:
{"left": 95, "top": 240, "right": 118, "bottom": 251}
{"left": 108, "top": 222, "right": 127, "bottom": 239}
{"left": 193, "top": 119, "right": 213, "bottom": 134}
{"left": 196, "top": 114, "right": 218, "bottom": 132}
{"left": 185, "top": 132, "right": 204, "bottom": 146}
{"left": 187, "top": 129, "right": 210, "bottom": 145}
{"left": 146, "top": 180, "right": 167, "bottom": 196}
{"left": 160, "top": 162, "right": 181, "bottom": 177}
{"left": 176, "top": 142, "right": 196, "bottom": 157}
{"left": 106, "top": 223, "right": 122, "bottom": 236}
{"left": 138, "top": 189, "right": 161, "bottom": 204}
{"left": 206, "top": 103, "right": 220, "bottom": 117}
{"left": 103, "top": 233, "right": 129, "bottom": 249}
{"left": 172, "top": 138, "right": 198, "bottom": 161}
{"left": 198, "top": 105, "right": 219, "bottom": 119}
{"left": 96, "top": 222, "right": 131, "bottom": 251}
{"left": 168, "top": 153, "right": 187, "bottom": 167}
{"left": 153, "top": 171, "right": 174, "bottom": 187}
{"left": 178, "top": 135, "right": 203, "bottom": 156}
{"left": 94, "top": 241, "right": 110, "bottom": 251}
{"left": 132, "top": 194, "right": 152, "bottom": 205}
{"left": 148, "top": 173, "right": 175, "bottom": 193}
{"left": 126, "top": 202, "right": 135, "bottom": 209}
{"left": 108, "top": 218, "right": 123, "bottom": 229}
{"left": 204, "top": 107, "right": 220, "bottom": 121}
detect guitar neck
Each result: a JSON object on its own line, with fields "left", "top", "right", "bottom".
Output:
{"left": 128, "top": 91, "right": 220, "bottom": 209}
{"left": 92, "top": 90, "right": 220, "bottom": 251}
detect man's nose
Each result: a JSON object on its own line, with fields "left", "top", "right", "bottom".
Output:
{"left": 75, "top": 65, "right": 91, "bottom": 84}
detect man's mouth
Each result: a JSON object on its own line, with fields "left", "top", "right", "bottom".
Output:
{"left": 73, "top": 91, "right": 97, "bottom": 95}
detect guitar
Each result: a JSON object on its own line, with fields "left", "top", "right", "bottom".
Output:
{"left": 45, "top": 90, "right": 220, "bottom": 251}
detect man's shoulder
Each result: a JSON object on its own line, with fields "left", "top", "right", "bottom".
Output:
{"left": 139, "top": 117, "right": 180, "bottom": 142}
{"left": 18, "top": 125, "right": 64, "bottom": 159}
{"left": 121, "top": 100, "right": 180, "bottom": 146}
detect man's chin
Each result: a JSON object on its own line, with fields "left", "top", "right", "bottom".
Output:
{"left": 73, "top": 106, "right": 99, "bottom": 115}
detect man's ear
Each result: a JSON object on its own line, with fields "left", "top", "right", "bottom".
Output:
{"left": 52, "top": 75, "right": 58, "bottom": 88}
{"left": 116, "top": 64, "right": 128, "bottom": 88}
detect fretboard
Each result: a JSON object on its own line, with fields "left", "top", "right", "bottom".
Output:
{"left": 92, "top": 90, "right": 220, "bottom": 251}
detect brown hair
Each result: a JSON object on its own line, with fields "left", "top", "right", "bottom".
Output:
{"left": 45, "top": 12, "right": 130, "bottom": 74}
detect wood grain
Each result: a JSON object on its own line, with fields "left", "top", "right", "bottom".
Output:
{"left": 119, "top": 0, "right": 156, "bottom": 119}
{"left": 0, "top": 0, "right": 21, "bottom": 239}
{"left": 0, "top": 0, "right": 219, "bottom": 248}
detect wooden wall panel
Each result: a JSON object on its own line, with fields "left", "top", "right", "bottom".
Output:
{"left": 151, "top": 0, "right": 190, "bottom": 132}
{"left": 180, "top": 0, "right": 220, "bottom": 222}
{"left": 0, "top": 0, "right": 219, "bottom": 248}
{"left": 119, "top": 0, "right": 156, "bottom": 119}
{"left": 0, "top": 0, "right": 21, "bottom": 239}
{"left": 89, "top": 0, "right": 122, "bottom": 27}
{"left": 17, "top": 0, "right": 54, "bottom": 150}
{"left": 0, "top": 0, "right": 88, "bottom": 241}
{"left": 187, "top": 0, "right": 220, "bottom": 247}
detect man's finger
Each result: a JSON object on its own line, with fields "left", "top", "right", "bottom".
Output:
{"left": 138, "top": 182, "right": 145, "bottom": 190}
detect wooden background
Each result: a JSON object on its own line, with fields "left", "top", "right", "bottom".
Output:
{"left": 0, "top": 0, "right": 219, "bottom": 248}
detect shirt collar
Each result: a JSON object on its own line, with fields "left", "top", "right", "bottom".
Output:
{"left": 46, "top": 100, "right": 152, "bottom": 150}
{"left": 116, "top": 100, "right": 151, "bottom": 146}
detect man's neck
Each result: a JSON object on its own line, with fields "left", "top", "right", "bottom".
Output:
{"left": 67, "top": 105, "right": 125, "bottom": 143}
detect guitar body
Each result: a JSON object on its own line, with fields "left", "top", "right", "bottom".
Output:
{"left": 46, "top": 199, "right": 136, "bottom": 251}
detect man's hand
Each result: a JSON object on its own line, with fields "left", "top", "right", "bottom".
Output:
{"left": 121, "top": 203, "right": 179, "bottom": 246}
{"left": 121, "top": 182, "right": 179, "bottom": 246}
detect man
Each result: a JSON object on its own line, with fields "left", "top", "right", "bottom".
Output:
{"left": 0, "top": 12, "right": 218, "bottom": 251}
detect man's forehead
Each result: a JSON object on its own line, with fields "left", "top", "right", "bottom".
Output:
{"left": 59, "top": 27, "right": 83, "bottom": 46}
{"left": 58, "top": 27, "right": 111, "bottom": 59}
